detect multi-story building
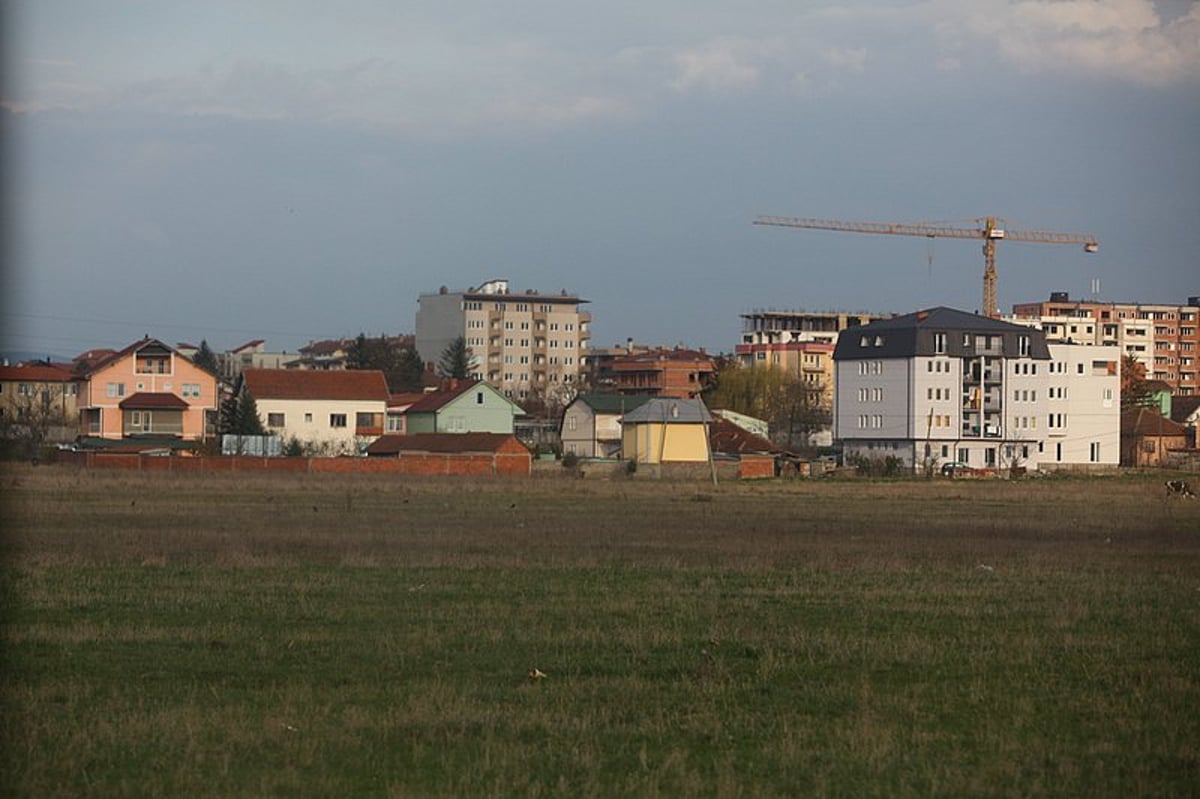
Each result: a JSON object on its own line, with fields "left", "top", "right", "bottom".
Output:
{"left": 1012, "top": 292, "right": 1200, "bottom": 395}
{"left": 606, "top": 347, "right": 716, "bottom": 399}
{"left": 739, "top": 309, "right": 891, "bottom": 347}
{"left": 0, "top": 363, "right": 80, "bottom": 443}
{"left": 76, "top": 337, "right": 219, "bottom": 441}
{"left": 415, "top": 279, "right": 591, "bottom": 402}
{"left": 833, "top": 307, "right": 1119, "bottom": 472}
{"left": 218, "top": 340, "right": 293, "bottom": 382}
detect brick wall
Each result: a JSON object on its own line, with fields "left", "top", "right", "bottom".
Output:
{"left": 59, "top": 451, "right": 531, "bottom": 477}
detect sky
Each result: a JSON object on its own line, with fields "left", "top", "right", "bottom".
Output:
{"left": 3, "top": 0, "right": 1198, "bottom": 359}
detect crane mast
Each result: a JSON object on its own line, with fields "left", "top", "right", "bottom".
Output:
{"left": 753, "top": 215, "right": 1098, "bottom": 317}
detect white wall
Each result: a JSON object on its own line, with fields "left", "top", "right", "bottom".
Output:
{"left": 256, "top": 397, "right": 385, "bottom": 455}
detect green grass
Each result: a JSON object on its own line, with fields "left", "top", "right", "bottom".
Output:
{"left": 2, "top": 467, "right": 1199, "bottom": 796}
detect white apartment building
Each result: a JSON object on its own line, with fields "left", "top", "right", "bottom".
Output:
{"left": 833, "top": 307, "right": 1119, "bottom": 472}
{"left": 415, "top": 279, "right": 591, "bottom": 402}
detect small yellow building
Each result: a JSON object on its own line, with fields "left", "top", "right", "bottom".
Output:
{"left": 620, "top": 397, "right": 712, "bottom": 464}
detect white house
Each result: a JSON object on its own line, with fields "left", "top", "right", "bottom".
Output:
{"left": 240, "top": 369, "right": 389, "bottom": 455}
{"left": 833, "top": 307, "right": 1119, "bottom": 472}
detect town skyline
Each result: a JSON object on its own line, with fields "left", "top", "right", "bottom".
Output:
{"left": 4, "top": 1, "right": 1198, "bottom": 357}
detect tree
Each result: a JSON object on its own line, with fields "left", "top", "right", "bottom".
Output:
{"left": 232, "top": 390, "right": 266, "bottom": 435}
{"left": 705, "top": 361, "right": 831, "bottom": 448}
{"left": 438, "top": 336, "right": 471, "bottom": 379}
{"left": 346, "top": 333, "right": 426, "bottom": 392}
{"left": 1120, "top": 354, "right": 1152, "bottom": 411}
{"left": 220, "top": 378, "right": 265, "bottom": 436}
{"left": 0, "top": 383, "right": 73, "bottom": 455}
{"left": 192, "top": 339, "right": 220, "bottom": 375}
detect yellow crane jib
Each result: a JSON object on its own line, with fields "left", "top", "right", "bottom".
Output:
{"left": 752, "top": 215, "right": 1098, "bottom": 317}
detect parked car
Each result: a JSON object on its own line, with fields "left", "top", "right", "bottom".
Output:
{"left": 941, "top": 460, "right": 972, "bottom": 476}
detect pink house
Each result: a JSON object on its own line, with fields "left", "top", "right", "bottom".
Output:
{"left": 77, "top": 337, "right": 219, "bottom": 440}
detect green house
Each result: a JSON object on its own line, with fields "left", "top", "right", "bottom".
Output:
{"left": 403, "top": 380, "right": 524, "bottom": 434}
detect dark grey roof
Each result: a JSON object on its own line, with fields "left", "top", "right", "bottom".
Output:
{"left": 833, "top": 306, "right": 1051, "bottom": 361}
{"left": 621, "top": 397, "right": 712, "bottom": 424}
{"left": 573, "top": 394, "right": 654, "bottom": 414}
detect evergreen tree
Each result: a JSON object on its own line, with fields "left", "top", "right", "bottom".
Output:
{"left": 192, "top": 339, "right": 220, "bottom": 374}
{"left": 437, "top": 336, "right": 472, "bottom": 379}
{"left": 232, "top": 388, "right": 266, "bottom": 435}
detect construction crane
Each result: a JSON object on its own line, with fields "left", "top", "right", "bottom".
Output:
{"left": 752, "top": 215, "right": 1098, "bottom": 317}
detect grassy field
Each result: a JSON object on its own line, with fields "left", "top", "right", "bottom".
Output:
{"left": 2, "top": 466, "right": 1199, "bottom": 797}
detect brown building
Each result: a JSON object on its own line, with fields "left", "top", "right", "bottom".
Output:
{"left": 1120, "top": 408, "right": 1189, "bottom": 467}
{"left": 1012, "top": 293, "right": 1200, "bottom": 396}
{"left": 606, "top": 347, "right": 716, "bottom": 399}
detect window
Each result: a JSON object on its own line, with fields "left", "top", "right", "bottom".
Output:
{"left": 356, "top": 412, "right": 375, "bottom": 428}
{"left": 329, "top": 413, "right": 347, "bottom": 428}
{"left": 267, "top": 413, "right": 285, "bottom": 428}
{"left": 1018, "top": 335, "right": 1030, "bottom": 356}
{"left": 1090, "top": 442, "right": 1100, "bottom": 462}
{"left": 934, "top": 332, "right": 946, "bottom": 354}
{"left": 305, "top": 413, "right": 313, "bottom": 423}
{"left": 181, "top": 383, "right": 202, "bottom": 398}
{"left": 106, "top": 382, "right": 126, "bottom": 398}
{"left": 476, "top": 391, "right": 484, "bottom": 404}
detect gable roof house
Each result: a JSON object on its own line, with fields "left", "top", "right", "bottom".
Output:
{"left": 1121, "top": 408, "right": 1189, "bottom": 468}
{"left": 0, "top": 363, "right": 82, "bottom": 443}
{"left": 621, "top": 397, "right": 713, "bottom": 464}
{"left": 75, "top": 338, "right": 219, "bottom": 442}
{"left": 402, "top": 380, "right": 524, "bottom": 435}
{"left": 241, "top": 369, "right": 389, "bottom": 455}
{"left": 560, "top": 394, "right": 652, "bottom": 458}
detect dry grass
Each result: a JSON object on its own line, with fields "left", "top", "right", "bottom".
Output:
{"left": 2, "top": 465, "right": 1199, "bottom": 796}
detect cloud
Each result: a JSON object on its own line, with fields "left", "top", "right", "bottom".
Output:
{"left": 669, "top": 37, "right": 770, "bottom": 93}
{"left": 952, "top": 0, "right": 1200, "bottom": 86}
{"left": 820, "top": 46, "right": 868, "bottom": 73}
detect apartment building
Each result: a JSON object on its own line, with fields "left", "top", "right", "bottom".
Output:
{"left": 607, "top": 347, "right": 716, "bottom": 399}
{"left": 833, "top": 307, "right": 1119, "bottom": 471}
{"left": 1012, "top": 292, "right": 1200, "bottom": 395}
{"left": 415, "top": 279, "right": 591, "bottom": 401}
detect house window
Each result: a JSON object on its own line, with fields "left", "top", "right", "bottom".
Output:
{"left": 106, "top": 382, "right": 126, "bottom": 398}
{"left": 934, "top": 332, "right": 946, "bottom": 354}
{"left": 1090, "top": 442, "right": 1100, "bottom": 462}
{"left": 329, "top": 413, "right": 347, "bottom": 428}
{"left": 1019, "top": 336, "right": 1030, "bottom": 356}
{"left": 305, "top": 413, "right": 313, "bottom": 423}
{"left": 267, "top": 413, "right": 285, "bottom": 428}
{"left": 476, "top": 391, "right": 484, "bottom": 404}
{"left": 181, "top": 383, "right": 201, "bottom": 398}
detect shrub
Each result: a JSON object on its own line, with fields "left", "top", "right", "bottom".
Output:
{"left": 561, "top": 451, "right": 579, "bottom": 468}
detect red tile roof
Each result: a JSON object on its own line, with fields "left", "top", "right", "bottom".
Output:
{"left": 366, "top": 433, "right": 527, "bottom": 455}
{"left": 1121, "top": 408, "right": 1188, "bottom": 437}
{"left": 388, "top": 391, "right": 428, "bottom": 409}
{"left": 119, "top": 392, "right": 189, "bottom": 409}
{"left": 708, "top": 416, "right": 778, "bottom": 455}
{"left": 242, "top": 368, "right": 389, "bottom": 401}
{"left": 0, "top": 364, "right": 77, "bottom": 382}
{"left": 404, "top": 380, "right": 480, "bottom": 413}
